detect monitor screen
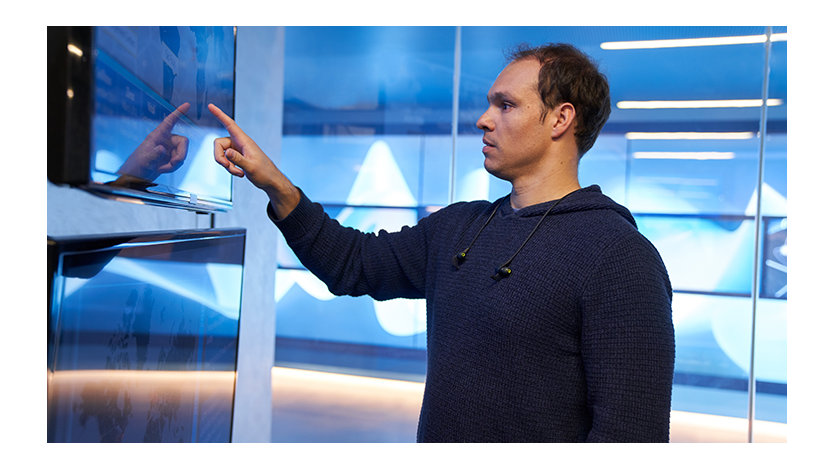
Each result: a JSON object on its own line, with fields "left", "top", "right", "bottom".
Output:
{"left": 47, "top": 228, "right": 245, "bottom": 443}
{"left": 48, "top": 26, "right": 236, "bottom": 212}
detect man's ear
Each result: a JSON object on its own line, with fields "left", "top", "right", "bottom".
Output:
{"left": 550, "top": 102, "right": 576, "bottom": 140}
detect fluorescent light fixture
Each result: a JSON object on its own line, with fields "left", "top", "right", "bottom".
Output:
{"left": 617, "top": 99, "right": 783, "bottom": 109}
{"left": 625, "top": 132, "right": 755, "bottom": 140}
{"left": 67, "top": 43, "right": 83, "bottom": 57}
{"left": 633, "top": 151, "right": 735, "bottom": 160}
{"left": 601, "top": 33, "right": 788, "bottom": 50}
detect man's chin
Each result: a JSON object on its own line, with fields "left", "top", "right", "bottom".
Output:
{"left": 483, "top": 160, "right": 511, "bottom": 182}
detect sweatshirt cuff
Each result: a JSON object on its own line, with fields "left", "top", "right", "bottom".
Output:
{"left": 266, "top": 188, "right": 320, "bottom": 243}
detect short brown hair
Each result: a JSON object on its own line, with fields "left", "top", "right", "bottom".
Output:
{"left": 508, "top": 43, "right": 611, "bottom": 157}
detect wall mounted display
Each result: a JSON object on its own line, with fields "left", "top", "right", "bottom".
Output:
{"left": 47, "top": 228, "right": 246, "bottom": 442}
{"left": 47, "top": 26, "right": 237, "bottom": 212}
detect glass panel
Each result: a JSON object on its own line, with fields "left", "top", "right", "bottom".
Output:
{"left": 607, "top": 27, "right": 770, "bottom": 430}
{"left": 281, "top": 26, "right": 456, "bottom": 207}
{"left": 90, "top": 26, "right": 236, "bottom": 208}
{"left": 761, "top": 217, "right": 787, "bottom": 300}
{"left": 762, "top": 26, "right": 788, "bottom": 216}
{"left": 578, "top": 135, "right": 628, "bottom": 205}
{"left": 275, "top": 27, "right": 455, "bottom": 383}
{"left": 625, "top": 136, "right": 766, "bottom": 215}
{"left": 752, "top": 298, "right": 787, "bottom": 424}
{"left": 281, "top": 135, "right": 447, "bottom": 206}
{"left": 274, "top": 205, "right": 430, "bottom": 380}
{"left": 457, "top": 26, "right": 771, "bottom": 207}
{"left": 275, "top": 206, "right": 427, "bottom": 349}
{"left": 274, "top": 266, "right": 427, "bottom": 350}
{"left": 670, "top": 292, "right": 753, "bottom": 442}
{"left": 754, "top": 28, "right": 787, "bottom": 441}
{"left": 636, "top": 215, "right": 755, "bottom": 295}
{"left": 671, "top": 293, "right": 753, "bottom": 391}
{"left": 271, "top": 26, "right": 788, "bottom": 441}
{"left": 48, "top": 231, "right": 244, "bottom": 443}
{"left": 457, "top": 26, "right": 779, "bottom": 432}
{"left": 762, "top": 132, "right": 787, "bottom": 217}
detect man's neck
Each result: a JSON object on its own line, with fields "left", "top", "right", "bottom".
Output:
{"left": 509, "top": 166, "right": 581, "bottom": 210}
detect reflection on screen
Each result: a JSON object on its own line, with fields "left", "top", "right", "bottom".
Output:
{"left": 637, "top": 215, "right": 756, "bottom": 295}
{"left": 670, "top": 293, "right": 786, "bottom": 421}
{"left": 48, "top": 232, "right": 244, "bottom": 443}
{"left": 90, "top": 26, "right": 235, "bottom": 206}
{"left": 761, "top": 217, "right": 787, "bottom": 299}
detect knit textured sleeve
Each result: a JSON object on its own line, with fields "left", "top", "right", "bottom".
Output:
{"left": 579, "top": 232, "right": 675, "bottom": 443}
{"left": 268, "top": 190, "right": 431, "bottom": 300}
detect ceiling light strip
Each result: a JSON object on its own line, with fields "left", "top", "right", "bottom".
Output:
{"left": 617, "top": 99, "right": 783, "bottom": 109}
{"left": 625, "top": 132, "right": 756, "bottom": 140}
{"left": 633, "top": 152, "right": 735, "bottom": 160}
{"left": 601, "top": 33, "right": 787, "bottom": 50}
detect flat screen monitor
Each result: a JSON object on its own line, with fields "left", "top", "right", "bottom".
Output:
{"left": 48, "top": 26, "right": 236, "bottom": 212}
{"left": 47, "top": 228, "right": 246, "bottom": 442}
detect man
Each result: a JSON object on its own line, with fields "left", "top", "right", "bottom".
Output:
{"left": 209, "top": 43, "right": 675, "bottom": 442}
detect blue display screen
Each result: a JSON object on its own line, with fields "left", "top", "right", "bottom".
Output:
{"left": 89, "top": 27, "right": 235, "bottom": 208}
{"left": 47, "top": 229, "right": 245, "bottom": 443}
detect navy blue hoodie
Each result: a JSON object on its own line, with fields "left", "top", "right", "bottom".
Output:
{"left": 270, "top": 185, "right": 675, "bottom": 442}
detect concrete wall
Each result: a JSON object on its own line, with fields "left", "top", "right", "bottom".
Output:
{"left": 219, "top": 26, "right": 285, "bottom": 443}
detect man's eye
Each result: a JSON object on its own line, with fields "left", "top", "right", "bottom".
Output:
{"left": 501, "top": 102, "right": 512, "bottom": 110}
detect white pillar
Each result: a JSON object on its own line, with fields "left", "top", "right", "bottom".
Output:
{"left": 217, "top": 26, "right": 285, "bottom": 443}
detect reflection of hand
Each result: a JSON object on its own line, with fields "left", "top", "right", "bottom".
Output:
{"left": 209, "top": 103, "right": 300, "bottom": 219}
{"left": 117, "top": 102, "right": 191, "bottom": 182}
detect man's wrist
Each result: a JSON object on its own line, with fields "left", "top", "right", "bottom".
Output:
{"left": 265, "top": 181, "right": 300, "bottom": 221}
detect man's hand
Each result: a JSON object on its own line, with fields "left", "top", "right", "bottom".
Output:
{"left": 209, "top": 102, "right": 278, "bottom": 188}
{"left": 209, "top": 103, "right": 300, "bottom": 219}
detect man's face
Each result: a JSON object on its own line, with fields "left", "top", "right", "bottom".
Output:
{"left": 476, "top": 58, "right": 554, "bottom": 182}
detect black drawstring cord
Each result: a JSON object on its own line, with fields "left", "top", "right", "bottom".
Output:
{"left": 452, "top": 195, "right": 509, "bottom": 268}
{"left": 490, "top": 194, "right": 570, "bottom": 280}
{"left": 453, "top": 189, "right": 580, "bottom": 281}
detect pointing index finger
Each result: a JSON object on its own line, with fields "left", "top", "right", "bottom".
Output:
{"left": 208, "top": 103, "right": 242, "bottom": 135}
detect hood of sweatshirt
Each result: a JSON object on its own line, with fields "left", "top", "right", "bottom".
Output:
{"left": 496, "top": 184, "right": 637, "bottom": 228}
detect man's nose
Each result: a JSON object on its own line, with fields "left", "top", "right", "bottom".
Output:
{"left": 476, "top": 109, "right": 493, "bottom": 132}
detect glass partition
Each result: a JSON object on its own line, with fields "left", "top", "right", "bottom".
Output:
{"left": 754, "top": 28, "right": 788, "bottom": 439}
{"left": 273, "top": 26, "right": 455, "bottom": 381}
{"left": 254, "top": 25, "right": 788, "bottom": 442}
{"left": 281, "top": 26, "right": 456, "bottom": 207}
